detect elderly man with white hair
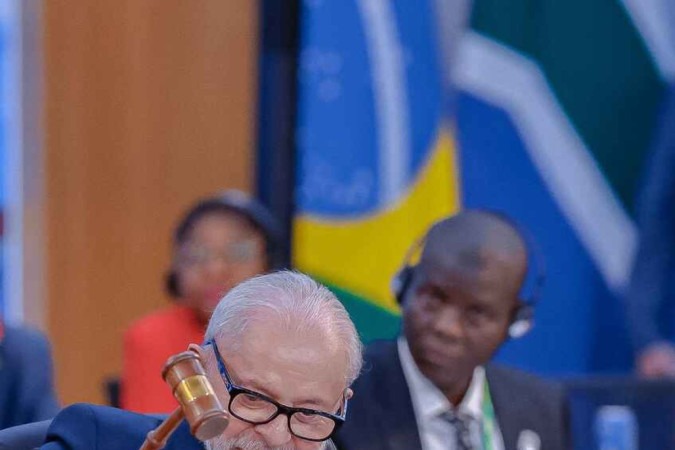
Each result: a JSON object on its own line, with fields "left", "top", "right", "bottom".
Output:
{"left": 39, "top": 271, "right": 363, "bottom": 450}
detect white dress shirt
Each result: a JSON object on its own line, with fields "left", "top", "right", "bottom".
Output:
{"left": 398, "top": 338, "right": 505, "bottom": 450}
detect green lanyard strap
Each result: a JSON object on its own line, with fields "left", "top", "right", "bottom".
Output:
{"left": 481, "top": 378, "right": 497, "bottom": 450}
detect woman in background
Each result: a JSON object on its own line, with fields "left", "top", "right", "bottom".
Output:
{"left": 120, "top": 190, "right": 280, "bottom": 413}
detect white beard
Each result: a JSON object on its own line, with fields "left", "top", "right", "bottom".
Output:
{"left": 204, "top": 436, "right": 328, "bottom": 450}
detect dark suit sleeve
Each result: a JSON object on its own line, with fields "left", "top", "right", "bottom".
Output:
{"left": 625, "top": 83, "right": 675, "bottom": 352}
{"left": 552, "top": 381, "right": 572, "bottom": 450}
{"left": 488, "top": 365, "right": 570, "bottom": 450}
{"left": 5, "top": 327, "right": 60, "bottom": 426}
{"left": 40, "top": 404, "right": 98, "bottom": 450}
{"left": 40, "top": 404, "right": 163, "bottom": 450}
{"left": 531, "top": 379, "right": 571, "bottom": 450}
{"left": 536, "top": 374, "right": 571, "bottom": 450}
{"left": 25, "top": 331, "right": 60, "bottom": 421}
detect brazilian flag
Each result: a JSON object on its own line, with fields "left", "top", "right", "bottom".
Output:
{"left": 293, "top": 0, "right": 458, "bottom": 342}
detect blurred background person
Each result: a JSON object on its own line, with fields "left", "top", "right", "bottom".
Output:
{"left": 120, "top": 191, "right": 280, "bottom": 413}
{"left": 625, "top": 83, "right": 675, "bottom": 378}
{"left": 335, "top": 211, "right": 568, "bottom": 450}
{"left": 0, "top": 320, "right": 59, "bottom": 429}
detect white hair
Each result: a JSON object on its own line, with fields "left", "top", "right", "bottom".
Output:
{"left": 205, "top": 271, "right": 363, "bottom": 385}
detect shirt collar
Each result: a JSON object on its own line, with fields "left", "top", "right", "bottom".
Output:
{"left": 397, "top": 337, "right": 486, "bottom": 421}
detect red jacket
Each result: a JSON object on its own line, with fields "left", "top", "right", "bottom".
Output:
{"left": 120, "top": 305, "right": 205, "bottom": 413}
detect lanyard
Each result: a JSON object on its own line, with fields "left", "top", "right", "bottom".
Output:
{"left": 480, "top": 378, "right": 497, "bottom": 450}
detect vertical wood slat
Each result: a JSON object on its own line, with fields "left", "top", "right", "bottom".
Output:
{"left": 43, "top": 1, "right": 258, "bottom": 404}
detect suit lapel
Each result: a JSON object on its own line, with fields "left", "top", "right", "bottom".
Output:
{"left": 370, "top": 342, "right": 423, "bottom": 450}
{"left": 486, "top": 365, "right": 519, "bottom": 450}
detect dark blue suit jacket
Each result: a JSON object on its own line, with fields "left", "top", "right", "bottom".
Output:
{"left": 40, "top": 404, "right": 202, "bottom": 450}
{"left": 334, "top": 341, "right": 569, "bottom": 450}
{"left": 625, "top": 83, "right": 675, "bottom": 352}
{"left": 0, "top": 326, "right": 60, "bottom": 429}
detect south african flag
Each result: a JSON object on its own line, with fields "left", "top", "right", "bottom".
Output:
{"left": 293, "top": 0, "right": 673, "bottom": 374}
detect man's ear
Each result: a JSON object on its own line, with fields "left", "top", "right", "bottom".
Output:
{"left": 188, "top": 343, "right": 207, "bottom": 360}
{"left": 344, "top": 387, "right": 354, "bottom": 400}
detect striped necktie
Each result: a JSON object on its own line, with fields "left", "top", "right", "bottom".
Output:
{"left": 441, "top": 411, "right": 475, "bottom": 450}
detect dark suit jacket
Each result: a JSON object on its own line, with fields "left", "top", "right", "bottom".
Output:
{"left": 0, "top": 326, "right": 60, "bottom": 430}
{"left": 40, "top": 404, "right": 202, "bottom": 450}
{"left": 335, "top": 341, "right": 569, "bottom": 450}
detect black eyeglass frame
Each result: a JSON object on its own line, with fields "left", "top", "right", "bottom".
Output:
{"left": 207, "top": 339, "right": 348, "bottom": 442}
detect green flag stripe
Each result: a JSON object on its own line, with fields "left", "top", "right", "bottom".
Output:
{"left": 311, "top": 275, "right": 402, "bottom": 344}
{"left": 456, "top": 33, "right": 637, "bottom": 290}
{"left": 471, "top": 0, "right": 664, "bottom": 212}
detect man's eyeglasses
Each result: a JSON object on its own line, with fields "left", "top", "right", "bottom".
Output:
{"left": 208, "top": 339, "right": 347, "bottom": 442}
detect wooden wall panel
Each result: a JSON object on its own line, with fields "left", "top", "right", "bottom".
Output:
{"left": 44, "top": 1, "right": 258, "bottom": 404}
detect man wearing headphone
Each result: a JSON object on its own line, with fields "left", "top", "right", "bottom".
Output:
{"left": 120, "top": 190, "right": 281, "bottom": 414}
{"left": 334, "top": 210, "right": 568, "bottom": 450}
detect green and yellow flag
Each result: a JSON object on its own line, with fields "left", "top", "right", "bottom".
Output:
{"left": 293, "top": 0, "right": 458, "bottom": 341}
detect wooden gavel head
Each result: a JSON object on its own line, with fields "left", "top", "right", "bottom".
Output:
{"left": 162, "top": 351, "right": 229, "bottom": 441}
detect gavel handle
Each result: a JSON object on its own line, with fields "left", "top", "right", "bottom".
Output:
{"left": 140, "top": 407, "right": 185, "bottom": 450}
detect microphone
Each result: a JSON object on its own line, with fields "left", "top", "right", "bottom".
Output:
{"left": 517, "top": 429, "right": 541, "bottom": 450}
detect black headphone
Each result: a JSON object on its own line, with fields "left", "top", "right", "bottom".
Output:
{"left": 165, "top": 190, "right": 283, "bottom": 298}
{"left": 391, "top": 210, "right": 546, "bottom": 339}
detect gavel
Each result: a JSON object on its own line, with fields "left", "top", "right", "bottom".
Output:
{"left": 140, "top": 350, "right": 230, "bottom": 450}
